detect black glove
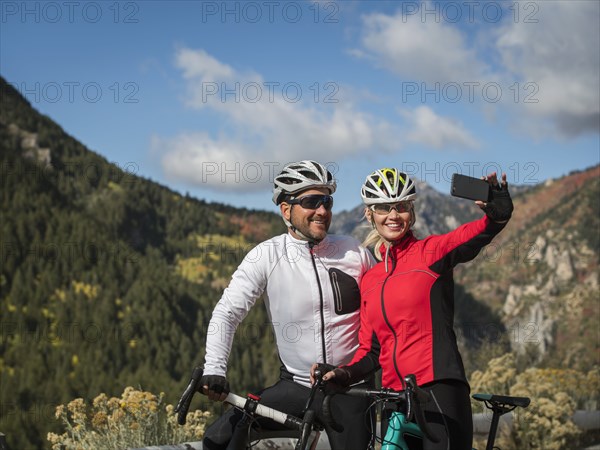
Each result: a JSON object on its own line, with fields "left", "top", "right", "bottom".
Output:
{"left": 314, "top": 363, "right": 352, "bottom": 389}
{"left": 329, "top": 367, "right": 352, "bottom": 388}
{"left": 483, "top": 182, "right": 513, "bottom": 222}
{"left": 313, "top": 363, "right": 336, "bottom": 382}
{"left": 200, "top": 374, "right": 230, "bottom": 396}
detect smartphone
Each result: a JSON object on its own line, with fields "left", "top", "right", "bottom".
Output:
{"left": 450, "top": 173, "right": 491, "bottom": 202}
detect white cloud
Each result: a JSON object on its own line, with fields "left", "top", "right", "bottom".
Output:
{"left": 176, "top": 48, "right": 234, "bottom": 82}
{"left": 355, "top": 1, "right": 599, "bottom": 138}
{"left": 495, "top": 1, "right": 600, "bottom": 136}
{"left": 161, "top": 50, "right": 385, "bottom": 189}
{"left": 357, "top": 8, "right": 489, "bottom": 83}
{"left": 400, "top": 106, "right": 480, "bottom": 150}
{"left": 158, "top": 48, "right": 481, "bottom": 192}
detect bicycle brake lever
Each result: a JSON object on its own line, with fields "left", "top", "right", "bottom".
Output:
{"left": 403, "top": 375, "right": 439, "bottom": 443}
{"left": 302, "top": 369, "right": 323, "bottom": 415}
{"left": 175, "top": 366, "right": 204, "bottom": 425}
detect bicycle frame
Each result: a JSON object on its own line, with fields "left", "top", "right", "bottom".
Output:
{"left": 375, "top": 392, "right": 531, "bottom": 450}
{"left": 382, "top": 411, "right": 422, "bottom": 450}
{"left": 321, "top": 375, "right": 530, "bottom": 450}
{"left": 322, "top": 374, "right": 437, "bottom": 449}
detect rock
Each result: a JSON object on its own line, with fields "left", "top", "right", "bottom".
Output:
{"left": 542, "top": 276, "right": 559, "bottom": 296}
{"left": 7, "top": 123, "right": 53, "bottom": 166}
{"left": 545, "top": 244, "right": 557, "bottom": 269}
{"left": 444, "top": 215, "right": 460, "bottom": 230}
{"left": 529, "top": 235, "right": 546, "bottom": 263}
{"left": 524, "top": 301, "right": 554, "bottom": 356}
{"left": 503, "top": 285, "right": 520, "bottom": 316}
{"left": 556, "top": 249, "right": 574, "bottom": 282}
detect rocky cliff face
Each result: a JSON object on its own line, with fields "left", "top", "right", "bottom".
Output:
{"left": 457, "top": 166, "right": 599, "bottom": 367}
{"left": 7, "top": 122, "right": 52, "bottom": 166}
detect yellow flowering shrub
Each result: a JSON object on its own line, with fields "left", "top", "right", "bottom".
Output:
{"left": 509, "top": 368, "right": 582, "bottom": 449}
{"left": 469, "top": 354, "right": 594, "bottom": 450}
{"left": 584, "top": 367, "right": 600, "bottom": 410}
{"left": 48, "top": 387, "right": 211, "bottom": 450}
{"left": 470, "top": 353, "right": 517, "bottom": 413}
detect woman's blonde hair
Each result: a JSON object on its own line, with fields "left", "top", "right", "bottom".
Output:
{"left": 363, "top": 228, "right": 390, "bottom": 261}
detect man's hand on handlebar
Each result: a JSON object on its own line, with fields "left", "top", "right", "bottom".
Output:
{"left": 310, "top": 363, "right": 352, "bottom": 389}
{"left": 310, "top": 362, "right": 333, "bottom": 385}
{"left": 200, "top": 374, "right": 230, "bottom": 401}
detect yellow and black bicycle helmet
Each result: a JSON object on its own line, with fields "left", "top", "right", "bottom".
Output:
{"left": 361, "top": 168, "right": 416, "bottom": 205}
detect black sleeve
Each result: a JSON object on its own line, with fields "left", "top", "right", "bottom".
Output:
{"left": 345, "top": 332, "right": 381, "bottom": 384}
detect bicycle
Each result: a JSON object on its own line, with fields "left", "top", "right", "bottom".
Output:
{"left": 321, "top": 374, "right": 531, "bottom": 450}
{"left": 175, "top": 367, "right": 530, "bottom": 450}
{"left": 175, "top": 366, "right": 326, "bottom": 450}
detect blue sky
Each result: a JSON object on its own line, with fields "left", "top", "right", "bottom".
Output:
{"left": 2, "top": 1, "right": 599, "bottom": 214}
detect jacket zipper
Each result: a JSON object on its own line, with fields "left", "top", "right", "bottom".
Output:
{"left": 330, "top": 271, "right": 343, "bottom": 312}
{"left": 309, "top": 244, "right": 327, "bottom": 364}
{"left": 380, "top": 253, "right": 405, "bottom": 389}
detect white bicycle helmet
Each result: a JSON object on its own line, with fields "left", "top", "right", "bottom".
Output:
{"left": 361, "top": 168, "right": 416, "bottom": 205}
{"left": 272, "top": 160, "right": 337, "bottom": 205}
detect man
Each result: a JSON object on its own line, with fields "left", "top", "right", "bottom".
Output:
{"left": 185, "top": 160, "right": 375, "bottom": 450}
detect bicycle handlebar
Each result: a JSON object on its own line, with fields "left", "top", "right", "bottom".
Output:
{"left": 321, "top": 374, "right": 440, "bottom": 444}
{"left": 175, "top": 367, "right": 321, "bottom": 450}
{"left": 223, "top": 391, "right": 304, "bottom": 429}
{"left": 404, "top": 374, "right": 439, "bottom": 443}
{"left": 174, "top": 366, "right": 203, "bottom": 425}
{"left": 175, "top": 366, "right": 306, "bottom": 429}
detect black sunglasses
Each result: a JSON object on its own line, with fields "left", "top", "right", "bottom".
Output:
{"left": 287, "top": 195, "right": 334, "bottom": 210}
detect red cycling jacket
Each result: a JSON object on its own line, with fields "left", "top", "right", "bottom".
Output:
{"left": 349, "top": 215, "right": 507, "bottom": 390}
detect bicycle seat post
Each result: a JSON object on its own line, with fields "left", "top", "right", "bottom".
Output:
{"left": 484, "top": 401, "right": 515, "bottom": 450}
{"left": 472, "top": 393, "right": 530, "bottom": 450}
{"left": 485, "top": 407, "right": 502, "bottom": 450}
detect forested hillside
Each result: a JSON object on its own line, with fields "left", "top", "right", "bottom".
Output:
{"left": 0, "top": 77, "right": 286, "bottom": 449}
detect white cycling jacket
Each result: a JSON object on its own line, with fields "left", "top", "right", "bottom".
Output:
{"left": 203, "top": 232, "right": 375, "bottom": 387}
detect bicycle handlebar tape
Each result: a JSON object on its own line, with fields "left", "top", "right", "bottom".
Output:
{"left": 175, "top": 366, "right": 204, "bottom": 425}
{"left": 322, "top": 395, "right": 344, "bottom": 433}
{"left": 295, "top": 409, "right": 316, "bottom": 450}
{"left": 404, "top": 375, "right": 439, "bottom": 444}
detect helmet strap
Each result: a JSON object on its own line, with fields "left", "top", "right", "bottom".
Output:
{"left": 283, "top": 208, "right": 320, "bottom": 244}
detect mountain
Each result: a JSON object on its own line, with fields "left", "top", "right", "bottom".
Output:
{"left": 0, "top": 77, "right": 287, "bottom": 449}
{"left": 454, "top": 166, "right": 600, "bottom": 371}
{"left": 1, "top": 75, "right": 598, "bottom": 449}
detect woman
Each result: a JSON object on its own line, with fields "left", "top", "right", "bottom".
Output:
{"left": 314, "top": 168, "right": 513, "bottom": 449}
